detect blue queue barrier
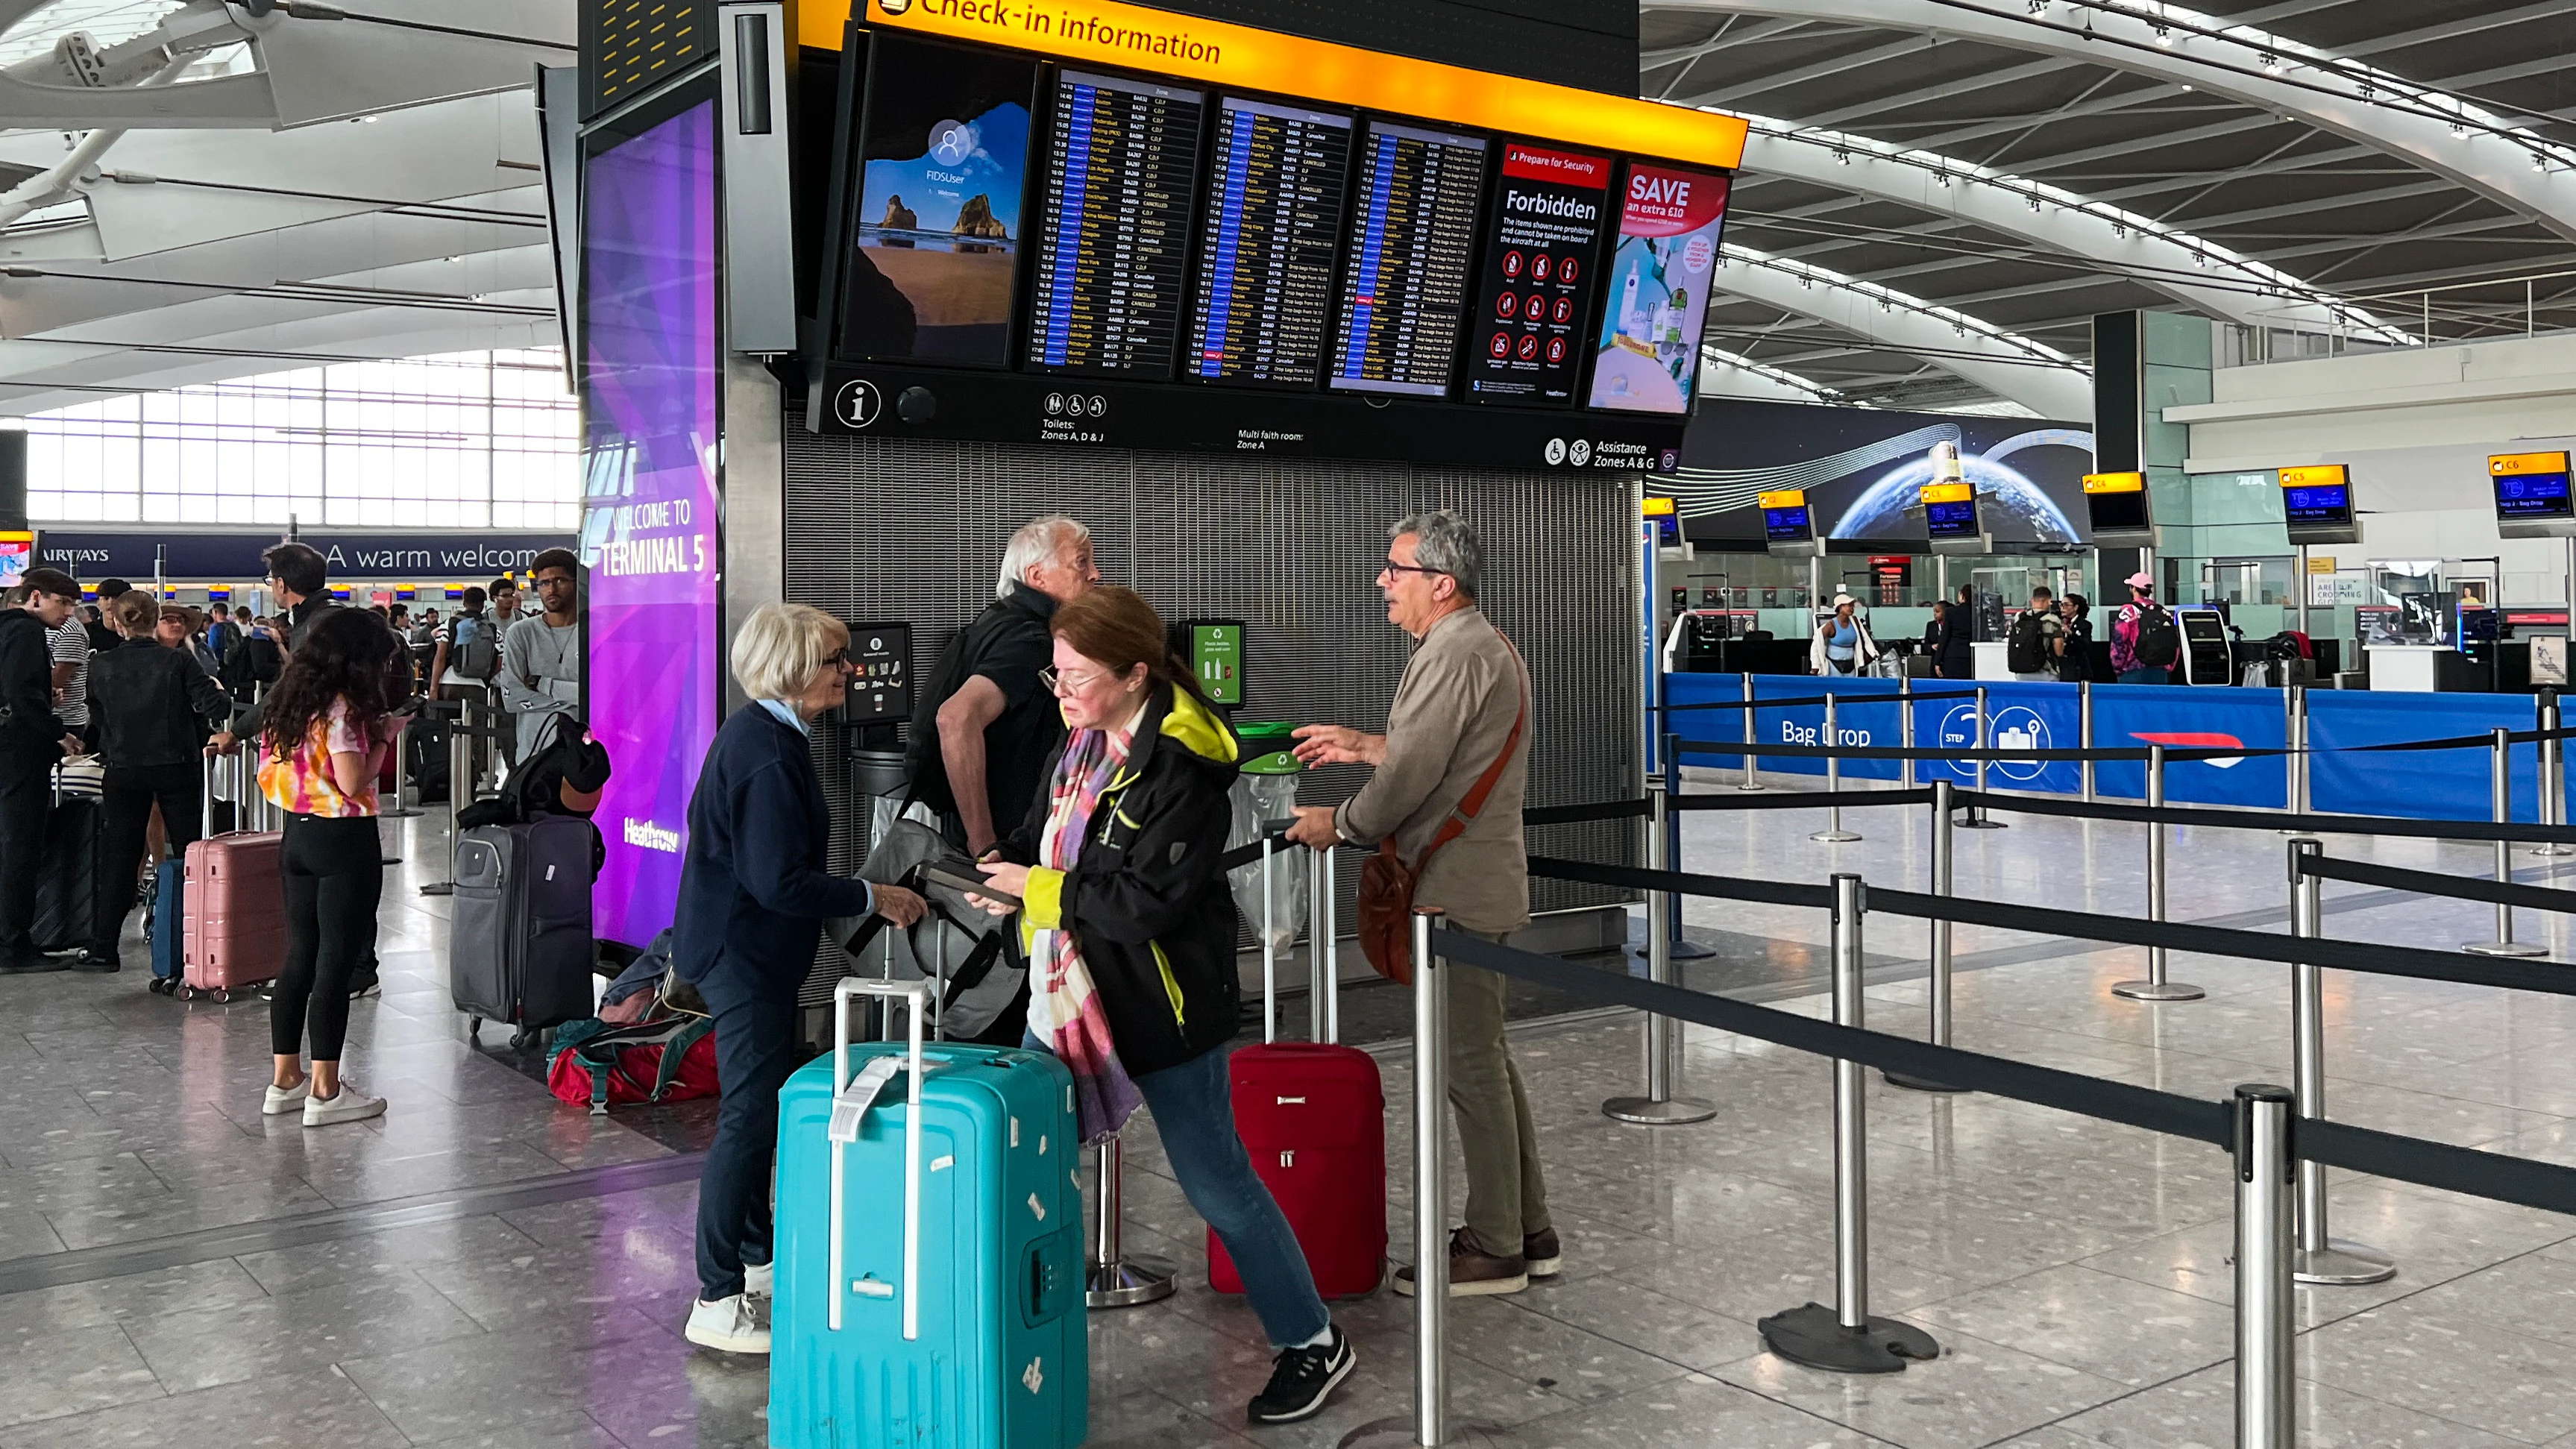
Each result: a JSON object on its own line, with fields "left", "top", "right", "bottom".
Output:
{"left": 2307, "top": 690, "right": 2539, "bottom": 823}
{"left": 1665, "top": 671, "right": 2559, "bottom": 822}
{"left": 2089, "top": 683, "right": 2287, "bottom": 808}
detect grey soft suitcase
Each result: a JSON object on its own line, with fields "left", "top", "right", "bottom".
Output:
{"left": 451, "top": 816, "right": 594, "bottom": 1048}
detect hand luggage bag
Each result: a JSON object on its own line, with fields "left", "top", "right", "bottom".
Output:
{"left": 145, "top": 859, "right": 184, "bottom": 990}
{"left": 1209, "top": 840, "right": 1387, "bottom": 1298}
{"left": 180, "top": 832, "right": 286, "bottom": 1002}
{"left": 450, "top": 816, "right": 594, "bottom": 1048}
{"left": 772, "top": 979, "right": 1087, "bottom": 1449}
{"left": 30, "top": 761, "right": 104, "bottom": 954}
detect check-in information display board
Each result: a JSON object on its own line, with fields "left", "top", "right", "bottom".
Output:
{"left": 1186, "top": 97, "right": 1354, "bottom": 386}
{"left": 1328, "top": 122, "right": 1488, "bottom": 398}
{"left": 1025, "top": 70, "right": 1205, "bottom": 377}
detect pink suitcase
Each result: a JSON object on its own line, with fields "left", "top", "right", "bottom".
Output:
{"left": 180, "top": 831, "right": 286, "bottom": 1002}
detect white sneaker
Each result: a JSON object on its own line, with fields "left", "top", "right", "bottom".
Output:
{"left": 261, "top": 1078, "right": 310, "bottom": 1116}
{"left": 744, "top": 1260, "right": 773, "bottom": 1299}
{"left": 302, "top": 1086, "right": 386, "bottom": 1127}
{"left": 684, "top": 1293, "right": 770, "bottom": 1354}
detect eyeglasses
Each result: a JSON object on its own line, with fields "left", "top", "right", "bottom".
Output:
{"left": 1038, "top": 665, "right": 1107, "bottom": 696}
{"left": 824, "top": 648, "right": 855, "bottom": 672}
{"left": 1379, "top": 560, "right": 1448, "bottom": 579}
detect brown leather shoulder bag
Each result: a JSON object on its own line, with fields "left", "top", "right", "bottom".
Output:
{"left": 1354, "top": 641, "right": 1526, "bottom": 984}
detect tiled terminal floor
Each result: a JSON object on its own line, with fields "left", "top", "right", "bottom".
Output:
{"left": 7, "top": 778, "right": 2576, "bottom": 1448}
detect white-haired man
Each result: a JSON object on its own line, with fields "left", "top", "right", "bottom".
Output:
{"left": 907, "top": 515, "right": 1099, "bottom": 857}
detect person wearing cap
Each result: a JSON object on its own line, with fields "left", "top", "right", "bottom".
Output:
{"left": 1809, "top": 594, "right": 1880, "bottom": 676}
{"left": 2111, "top": 572, "right": 2170, "bottom": 684}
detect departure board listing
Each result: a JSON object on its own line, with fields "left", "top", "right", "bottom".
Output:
{"left": 1330, "top": 122, "right": 1488, "bottom": 398}
{"left": 1027, "top": 69, "right": 1205, "bottom": 377}
{"left": 1188, "top": 98, "right": 1354, "bottom": 387}
{"left": 1464, "top": 141, "right": 1609, "bottom": 407}
{"left": 1590, "top": 162, "right": 1731, "bottom": 415}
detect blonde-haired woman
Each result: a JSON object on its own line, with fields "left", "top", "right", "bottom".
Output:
{"left": 671, "top": 603, "right": 925, "bottom": 1354}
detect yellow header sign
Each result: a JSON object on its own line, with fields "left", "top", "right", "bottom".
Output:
{"left": 2278, "top": 464, "right": 2348, "bottom": 488}
{"left": 1641, "top": 495, "right": 1676, "bottom": 516}
{"left": 1756, "top": 490, "right": 1805, "bottom": 510}
{"left": 807, "top": 0, "right": 1748, "bottom": 168}
{"left": 2492, "top": 450, "right": 2572, "bottom": 477}
{"left": 2082, "top": 471, "right": 2144, "bottom": 494}
{"left": 1920, "top": 483, "right": 1973, "bottom": 504}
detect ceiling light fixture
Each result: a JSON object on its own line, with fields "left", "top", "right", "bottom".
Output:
{"left": 1935, "top": 169, "right": 1951, "bottom": 188}
{"left": 2260, "top": 51, "right": 2281, "bottom": 73}
{"left": 1832, "top": 147, "right": 1850, "bottom": 165}
{"left": 2451, "top": 122, "right": 2469, "bottom": 137}
{"left": 2152, "top": 24, "right": 2171, "bottom": 45}
{"left": 2026, "top": 192, "right": 2041, "bottom": 212}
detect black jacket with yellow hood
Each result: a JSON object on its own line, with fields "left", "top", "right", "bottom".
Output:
{"left": 999, "top": 681, "right": 1243, "bottom": 1076}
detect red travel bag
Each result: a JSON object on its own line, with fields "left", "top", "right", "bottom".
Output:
{"left": 180, "top": 755, "right": 288, "bottom": 1002}
{"left": 1210, "top": 843, "right": 1386, "bottom": 1298}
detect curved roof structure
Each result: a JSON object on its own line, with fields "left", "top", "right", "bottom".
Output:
{"left": 1669, "top": 0, "right": 2576, "bottom": 410}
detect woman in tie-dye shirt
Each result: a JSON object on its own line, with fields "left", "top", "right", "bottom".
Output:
{"left": 248, "top": 609, "right": 409, "bottom": 1128}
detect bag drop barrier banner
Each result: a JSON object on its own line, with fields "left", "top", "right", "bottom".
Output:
{"left": 1668, "top": 672, "right": 2562, "bottom": 822}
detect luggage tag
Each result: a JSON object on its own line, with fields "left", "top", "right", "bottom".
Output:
{"left": 829, "top": 1057, "right": 902, "bottom": 1143}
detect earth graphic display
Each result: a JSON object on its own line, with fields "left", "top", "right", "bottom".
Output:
{"left": 1827, "top": 429, "right": 2091, "bottom": 544}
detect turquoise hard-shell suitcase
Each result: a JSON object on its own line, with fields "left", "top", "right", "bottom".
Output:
{"left": 770, "top": 980, "right": 1087, "bottom": 1449}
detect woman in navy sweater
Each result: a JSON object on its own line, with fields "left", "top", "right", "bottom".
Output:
{"left": 673, "top": 603, "right": 924, "bottom": 1355}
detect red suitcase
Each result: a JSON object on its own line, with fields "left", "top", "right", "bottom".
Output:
{"left": 1210, "top": 844, "right": 1386, "bottom": 1298}
{"left": 180, "top": 758, "right": 288, "bottom": 1002}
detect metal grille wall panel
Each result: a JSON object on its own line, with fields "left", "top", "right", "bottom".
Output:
{"left": 783, "top": 424, "right": 1640, "bottom": 999}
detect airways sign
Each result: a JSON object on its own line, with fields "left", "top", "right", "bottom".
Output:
{"left": 36, "top": 530, "right": 574, "bottom": 582}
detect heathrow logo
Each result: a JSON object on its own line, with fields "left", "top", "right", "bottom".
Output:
{"left": 2132, "top": 731, "right": 2246, "bottom": 769}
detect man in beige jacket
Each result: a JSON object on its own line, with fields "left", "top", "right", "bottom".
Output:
{"left": 1287, "top": 509, "right": 1554, "bottom": 1297}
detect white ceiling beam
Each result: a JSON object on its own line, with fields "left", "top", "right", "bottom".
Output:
{"left": 1658, "top": 0, "right": 2576, "bottom": 241}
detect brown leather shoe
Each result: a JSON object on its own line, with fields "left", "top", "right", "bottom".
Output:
{"left": 1523, "top": 1227, "right": 1562, "bottom": 1278}
{"left": 1393, "top": 1228, "right": 1528, "bottom": 1298}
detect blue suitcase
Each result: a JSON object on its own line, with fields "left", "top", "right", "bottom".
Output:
{"left": 148, "top": 860, "right": 184, "bottom": 984}
{"left": 771, "top": 979, "right": 1087, "bottom": 1449}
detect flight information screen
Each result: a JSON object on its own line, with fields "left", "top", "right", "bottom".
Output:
{"left": 2495, "top": 470, "right": 2574, "bottom": 519}
{"left": 1926, "top": 499, "right": 1981, "bottom": 539}
{"left": 2283, "top": 484, "right": 2354, "bottom": 525}
{"left": 1186, "top": 97, "right": 1354, "bottom": 387}
{"left": 1463, "top": 141, "right": 1611, "bottom": 407}
{"left": 1328, "top": 121, "right": 1488, "bottom": 397}
{"left": 1762, "top": 505, "right": 1813, "bottom": 544}
{"left": 1025, "top": 69, "right": 1206, "bottom": 377}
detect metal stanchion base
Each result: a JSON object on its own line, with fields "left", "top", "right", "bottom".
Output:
{"left": 2531, "top": 843, "right": 2576, "bottom": 858}
{"left": 1757, "top": 1304, "right": 1939, "bottom": 1373}
{"left": 1602, "top": 1095, "right": 1718, "bottom": 1125}
{"left": 2111, "top": 980, "right": 2207, "bottom": 1001}
{"left": 1085, "top": 1254, "right": 1178, "bottom": 1308}
{"left": 2293, "top": 1239, "right": 2397, "bottom": 1286}
{"left": 1958, "top": 817, "right": 2008, "bottom": 830}
{"left": 418, "top": 882, "right": 454, "bottom": 897}
{"left": 1340, "top": 1415, "right": 1516, "bottom": 1448}
{"left": 1809, "top": 828, "right": 1863, "bottom": 843}
{"left": 2464, "top": 939, "right": 2549, "bottom": 958}
{"left": 1669, "top": 939, "right": 1715, "bottom": 961}
{"left": 1883, "top": 1069, "right": 1969, "bottom": 1094}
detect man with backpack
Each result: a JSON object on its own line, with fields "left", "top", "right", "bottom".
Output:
{"left": 2005, "top": 584, "right": 2064, "bottom": 682}
{"left": 2112, "top": 573, "right": 2181, "bottom": 684}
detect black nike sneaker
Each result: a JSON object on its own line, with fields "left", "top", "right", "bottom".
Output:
{"left": 1245, "top": 1324, "right": 1355, "bottom": 1426}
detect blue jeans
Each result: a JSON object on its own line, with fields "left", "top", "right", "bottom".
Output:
{"left": 1028, "top": 1037, "right": 1330, "bottom": 1348}
{"left": 2118, "top": 666, "right": 2173, "bottom": 685}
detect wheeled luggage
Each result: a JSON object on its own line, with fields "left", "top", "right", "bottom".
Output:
{"left": 180, "top": 829, "right": 286, "bottom": 1002}
{"left": 450, "top": 816, "right": 594, "bottom": 1047}
{"left": 772, "top": 979, "right": 1087, "bottom": 1449}
{"left": 1209, "top": 840, "right": 1387, "bottom": 1298}
{"left": 145, "top": 859, "right": 184, "bottom": 987}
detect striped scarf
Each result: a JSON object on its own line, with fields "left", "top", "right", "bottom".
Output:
{"left": 1031, "top": 720, "right": 1145, "bottom": 1143}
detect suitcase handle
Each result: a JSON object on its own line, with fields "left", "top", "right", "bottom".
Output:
{"left": 831, "top": 978, "right": 928, "bottom": 1340}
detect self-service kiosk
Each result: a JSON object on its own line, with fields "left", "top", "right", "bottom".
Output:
{"left": 2175, "top": 605, "right": 2232, "bottom": 685}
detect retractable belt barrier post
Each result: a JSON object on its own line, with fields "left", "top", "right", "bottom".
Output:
{"left": 2079, "top": 680, "right": 2096, "bottom": 804}
{"left": 1887, "top": 779, "right": 1965, "bottom": 1094}
{"left": 1900, "top": 676, "right": 1915, "bottom": 790}
{"left": 2286, "top": 838, "right": 2396, "bottom": 1286}
{"left": 1757, "top": 873, "right": 1939, "bottom": 1372}
{"left": 2538, "top": 696, "right": 2572, "bottom": 858}
{"left": 1604, "top": 776, "right": 1716, "bottom": 1126}
{"left": 2466, "top": 726, "right": 2548, "bottom": 958}
{"left": 1309, "top": 845, "right": 1341, "bottom": 1040}
{"left": 2115, "top": 744, "right": 2207, "bottom": 1002}
{"left": 1085, "top": 1132, "right": 1177, "bottom": 1308}
{"left": 1738, "top": 673, "right": 1763, "bottom": 793}
{"left": 2236, "top": 1084, "right": 2298, "bottom": 1449}
{"left": 1810, "top": 693, "right": 1862, "bottom": 844}
{"left": 1961, "top": 686, "right": 2005, "bottom": 829}
{"left": 1410, "top": 908, "right": 1449, "bottom": 1448}
{"left": 2282, "top": 686, "right": 2307, "bottom": 833}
